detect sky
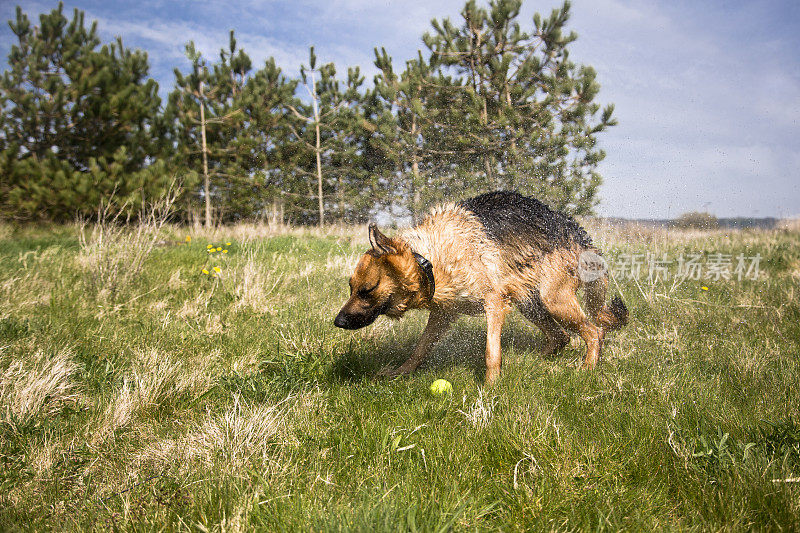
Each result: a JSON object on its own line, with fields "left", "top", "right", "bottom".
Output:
{"left": 1, "top": 0, "right": 799, "bottom": 219}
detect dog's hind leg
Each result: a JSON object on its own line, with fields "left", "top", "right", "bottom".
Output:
{"left": 387, "top": 309, "right": 456, "bottom": 377}
{"left": 540, "top": 277, "right": 604, "bottom": 369}
{"left": 517, "top": 292, "right": 570, "bottom": 356}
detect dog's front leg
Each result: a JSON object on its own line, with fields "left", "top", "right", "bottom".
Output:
{"left": 484, "top": 293, "right": 510, "bottom": 385}
{"left": 383, "top": 310, "right": 455, "bottom": 377}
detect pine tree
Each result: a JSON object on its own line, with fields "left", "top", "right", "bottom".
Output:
{"left": 209, "top": 32, "right": 264, "bottom": 222}
{"left": 237, "top": 57, "right": 297, "bottom": 224}
{"left": 284, "top": 47, "right": 369, "bottom": 225}
{"left": 333, "top": 65, "right": 374, "bottom": 223}
{"left": 0, "top": 3, "right": 165, "bottom": 221}
{"left": 420, "top": 0, "right": 616, "bottom": 214}
{"left": 372, "top": 48, "right": 456, "bottom": 222}
{"left": 167, "top": 36, "right": 250, "bottom": 226}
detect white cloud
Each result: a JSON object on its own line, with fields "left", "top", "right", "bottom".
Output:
{"left": 565, "top": 0, "right": 800, "bottom": 217}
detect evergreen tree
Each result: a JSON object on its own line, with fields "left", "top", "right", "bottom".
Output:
{"left": 420, "top": 0, "right": 615, "bottom": 214}
{"left": 372, "top": 49, "right": 459, "bottom": 222}
{"left": 0, "top": 3, "right": 165, "bottom": 221}
{"left": 208, "top": 32, "right": 263, "bottom": 222}
{"left": 238, "top": 57, "right": 297, "bottom": 224}
{"left": 167, "top": 36, "right": 252, "bottom": 226}
{"left": 1, "top": 0, "right": 617, "bottom": 225}
{"left": 284, "top": 47, "right": 370, "bottom": 225}
{"left": 333, "top": 65, "right": 375, "bottom": 223}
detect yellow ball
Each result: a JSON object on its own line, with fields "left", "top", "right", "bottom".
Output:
{"left": 430, "top": 379, "right": 453, "bottom": 396}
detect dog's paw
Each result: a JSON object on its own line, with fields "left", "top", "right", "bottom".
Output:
{"left": 376, "top": 365, "right": 404, "bottom": 379}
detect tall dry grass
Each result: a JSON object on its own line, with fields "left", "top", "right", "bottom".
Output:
{"left": 183, "top": 221, "right": 371, "bottom": 247}
{"left": 778, "top": 217, "right": 800, "bottom": 232}
{"left": 99, "top": 348, "right": 214, "bottom": 435}
{"left": 77, "top": 189, "right": 178, "bottom": 302}
{"left": 0, "top": 347, "right": 80, "bottom": 431}
{"left": 229, "top": 251, "right": 286, "bottom": 314}
{"left": 134, "top": 393, "right": 293, "bottom": 480}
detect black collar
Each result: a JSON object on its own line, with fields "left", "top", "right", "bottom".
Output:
{"left": 412, "top": 251, "right": 435, "bottom": 303}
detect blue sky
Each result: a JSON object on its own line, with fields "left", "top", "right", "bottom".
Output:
{"left": 2, "top": 0, "right": 799, "bottom": 219}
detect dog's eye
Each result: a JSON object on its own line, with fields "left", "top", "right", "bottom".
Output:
{"left": 358, "top": 284, "right": 377, "bottom": 297}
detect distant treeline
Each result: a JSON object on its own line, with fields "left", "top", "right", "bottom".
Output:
{"left": 0, "top": 1, "right": 616, "bottom": 225}
{"left": 604, "top": 217, "right": 782, "bottom": 230}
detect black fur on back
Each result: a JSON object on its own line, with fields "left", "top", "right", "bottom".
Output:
{"left": 459, "top": 191, "right": 592, "bottom": 251}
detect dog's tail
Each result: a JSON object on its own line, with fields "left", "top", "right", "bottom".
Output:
{"left": 584, "top": 277, "right": 629, "bottom": 331}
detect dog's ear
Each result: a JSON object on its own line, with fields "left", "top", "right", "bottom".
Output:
{"left": 368, "top": 223, "right": 398, "bottom": 255}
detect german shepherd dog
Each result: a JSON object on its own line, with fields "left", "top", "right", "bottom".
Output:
{"left": 334, "top": 191, "right": 628, "bottom": 383}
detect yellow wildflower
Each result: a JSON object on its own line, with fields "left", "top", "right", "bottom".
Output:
{"left": 185, "top": 235, "right": 191, "bottom": 242}
{"left": 226, "top": 242, "right": 231, "bottom": 246}
{"left": 213, "top": 266, "right": 221, "bottom": 273}
{"left": 701, "top": 286, "right": 709, "bottom": 291}
{"left": 207, "top": 244, "right": 213, "bottom": 248}
{"left": 216, "top": 247, "right": 222, "bottom": 252}
{"left": 202, "top": 269, "right": 209, "bottom": 275}
{"left": 222, "top": 249, "right": 228, "bottom": 253}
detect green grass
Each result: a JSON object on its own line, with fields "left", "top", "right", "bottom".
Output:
{"left": 1, "top": 221, "right": 799, "bottom": 531}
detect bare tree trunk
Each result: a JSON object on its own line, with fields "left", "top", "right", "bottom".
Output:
{"left": 199, "top": 81, "right": 211, "bottom": 229}
{"left": 315, "top": 124, "right": 323, "bottom": 226}
{"left": 271, "top": 197, "right": 278, "bottom": 226}
{"left": 188, "top": 202, "right": 201, "bottom": 230}
{"left": 310, "top": 70, "right": 324, "bottom": 227}
{"left": 480, "top": 94, "right": 496, "bottom": 189}
{"left": 410, "top": 114, "right": 421, "bottom": 224}
{"left": 484, "top": 157, "right": 495, "bottom": 189}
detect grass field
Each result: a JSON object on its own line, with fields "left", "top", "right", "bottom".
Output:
{"left": 1, "top": 220, "right": 799, "bottom": 531}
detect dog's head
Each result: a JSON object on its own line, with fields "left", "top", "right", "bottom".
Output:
{"left": 334, "top": 224, "right": 425, "bottom": 330}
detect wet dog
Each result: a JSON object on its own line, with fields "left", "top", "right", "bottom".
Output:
{"left": 334, "top": 191, "right": 628, "bottom": 383}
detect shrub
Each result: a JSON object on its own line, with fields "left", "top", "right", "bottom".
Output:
{"left": 673, "top": 211, "right": 720, "bottom": 230}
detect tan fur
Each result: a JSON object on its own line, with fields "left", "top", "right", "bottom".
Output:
{"left": 337, "top": 203, "right": 625, "bottom": 383}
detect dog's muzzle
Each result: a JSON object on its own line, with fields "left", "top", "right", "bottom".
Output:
{"left": 335, "top": 300, "right": 390, "bottom": 329}
{"left": 334, "top": 310, "right": 373, "bottom": 330}
{"left": 335, "top": 299, "right": 391, "bottom": 330}
{"left": 333, "top": 311, "right": 353, "bottom": 329}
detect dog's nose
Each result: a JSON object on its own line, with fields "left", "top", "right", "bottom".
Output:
{"left": 334, "top": 312, "right": 349, "bottom": 329}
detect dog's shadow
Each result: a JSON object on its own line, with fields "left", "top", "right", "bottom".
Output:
{"left": 331, "top": 316, "right": 570, "bottom": 383}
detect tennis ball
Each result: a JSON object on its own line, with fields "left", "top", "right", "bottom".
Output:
{"left": 430, "top": 379, "right": 453, "bottom": 396}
